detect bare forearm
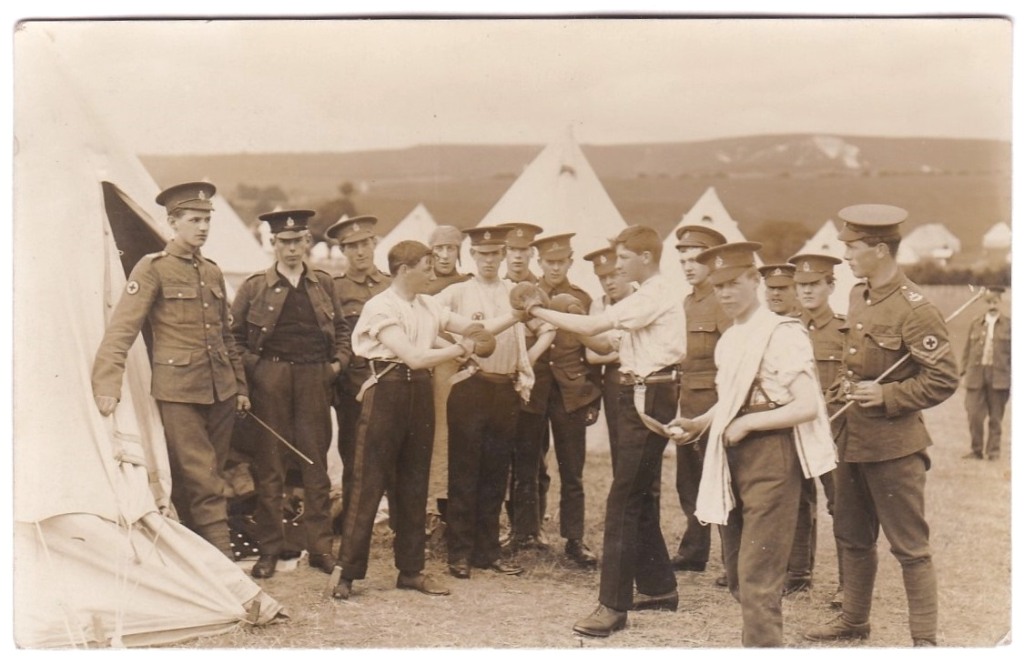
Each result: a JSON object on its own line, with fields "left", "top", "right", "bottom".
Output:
{"left": 530, "top": 307, "right": 612, "bottom": 337}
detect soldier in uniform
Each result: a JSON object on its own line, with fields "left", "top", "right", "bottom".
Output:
{"left": 788, "top": 252, "right": 846, "bottom": 601}
{"left": 526, "top": 226, "right": 685, "bottom": 638}
{"left": 422, "top": 225, "right": 472, "bottom": 529}
{"left": 582, "top": 246, "right": 633, "bottom": 468}
{"left": 332, "top": 240, "right": 522, "bottom": 601}
{"left": 500, "top": 222, "right": 543, "bottom": 284}
{"left": 759, "top": 263, "right": 802, "bottom": 317}
{"left": 325, "top": 215, "right": 391, "bottom": 530}
{"left": 435, "top": 226, "right": 536, "bottom": 579}
{"left": 91, "top": 181, "right": 249, "bottom": 557}
{"left": 230, "top": 209, "right": 349, "bottom": 578}
{"left": 960, "top": 285, "right": 1010, "bottom": 461}
{"left": 804, "top": 204, "right": 959, "bottom": 647}
{"left": 672, "top": 242, "right": 836, "bottom": 647}
{"left": 669, "top": 225, "right": 729, "bottom": 579}
{"left": 512, "top": 234, "right": 601, "bottom": 566}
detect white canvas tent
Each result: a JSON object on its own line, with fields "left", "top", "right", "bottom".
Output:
{"left": 795, "top": 219, "right": 861, "bottom": 315}
{"left": 203, "top": 189, "right": 271, "bottom": 290}
{"left": 466, "top": 127, "right": 628, "bottom": 297}
{"left": 897, "top": 223, "right": 962, "bottom": 265}
{"left": 13, "top": 25, "right": 282, "bottom": 648}
{"left": 659, "top": 186, "right": 756, "bottom": 288}
{"left": 983, "top": 221, "right": 1011, "bottom": 250}
{"left": 375, "top": 203, "right": 439, "bottom": 273}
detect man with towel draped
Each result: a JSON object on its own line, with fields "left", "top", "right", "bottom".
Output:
{"left": 668, "top": 241, "right": 836, "bottom": 647}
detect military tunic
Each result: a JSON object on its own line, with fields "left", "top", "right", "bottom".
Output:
{"left": 961, "top": 310, "right": 1011, "bottom": 457}
{"left": 673, "top": 280, "right": 730, "bottom": 567}
{"left": 91, "top": 241, "right": 246, "bottom": 536}
{"left": 833, "top": 270, "right": 958, "bottom": 644}
{"left": 517, "top": 279, "right": 601, "bottom": 542}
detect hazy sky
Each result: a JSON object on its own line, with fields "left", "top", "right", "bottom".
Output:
{"left": 18, "top": 14, "right": 1012, "bottom": 154}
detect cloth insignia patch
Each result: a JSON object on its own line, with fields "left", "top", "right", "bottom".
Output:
{"left": 922, "top": 334, "right": 938, "bottom": 351}
{"left": 910, "top": 337, "right": 949, "bottom": 366}
{"left": 907, "top": 290, "right": 923, "bottom": 302}
{"left": 126, "top": 280, "right": 140, "bottom": 295}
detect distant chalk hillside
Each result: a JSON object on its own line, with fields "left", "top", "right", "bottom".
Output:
{"left": 142, "top": 133, "right": 1010, "bottom": 256}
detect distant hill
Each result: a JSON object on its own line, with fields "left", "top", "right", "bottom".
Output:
{"left": 141, "top": 133, "right": 1010, "bottom": 256}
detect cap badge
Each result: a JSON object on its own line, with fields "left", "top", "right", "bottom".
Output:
{"left": 516, "top": 228, "right": 524, "bottom": 237}
{"left": 599, "top": 255, "right": 607, "bottom": 264}
{"left": 352, "top": 222, "right": 360, "bottom": 232}
{"left": 802, "top": 261, "right": 811, "bottom": 272}
{"left": 683, "top": 231, "right": 692, "bottom": 240}
{"left": 772, "top": 268, "right": 783, "bottom": 277}
{"left": 286, "top": 217, "right": 295, "bottom": 228}
{"left": 714, "top": 255, "right": 725, "bottom": 268}
{"left": 483, "top": 230, "right": 491, "bottom": 240}
{"left": 197, "top": 190, "right": 207, "bottom": 201}
{"left": 552, "top": 241, "right": 560, "bottom": 249}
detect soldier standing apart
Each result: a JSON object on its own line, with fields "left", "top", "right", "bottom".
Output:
{"left": 581, "top": 246, "right": 633, "bottom": 469}
{"left": 513, "top": 234, "right": 601, "bottom": 566}
{"left": 230, "top": 209, "right": 349, "bottom": 578}
{"left": 788, "top": 253, "right": 847, "bottom": 604}
{"left": 672, "top": 242, "right": 836, "bottom": 647}
{"left": 669, "top": 225, "right": 729, "bottom": 580}
{"left": 804, "top": 204, "right": 959, "bottom": 647}
{"left": 960, "top": 285, "right": 1010, "bottom": 461}
{"left": 435, "top": 226, "right": 536, "bottom": 579}
{"left": 421, "top": 225, "right": 473, "bottom": 527}
{"left": 525, "top": 226, "right": 685, "bottom": 637}
{"left": 91, "top": 182, "right": 249, "bottom": 557}
{"left": 331, "top": 240, "right": 518, "bottom": 600}
{"left": 325, "top": 216, "right": 390, "bottom": 530}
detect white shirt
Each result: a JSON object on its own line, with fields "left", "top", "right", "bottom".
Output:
{"left": 434, "top": 277, "right": 519, "bottom": 374}
{"left": 602, "top": 273, "right": 686, "bottom": 377}
{"left": 352, "top": 288, "right": 449, "bottom": 361}
{"left": 982, "top": 311, "right": 1000, "bottom": 366}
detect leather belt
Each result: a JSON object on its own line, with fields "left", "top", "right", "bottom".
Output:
{"left": 265, "top": 354, "right": 328, "bottom": 364}
{"left": 369, "top": 360, "right": 432, "bottom": 382}
{"left": 473, "top": 371, "right": 516, "bottom": 384}
{"left": 618, "top": 366, "right": 680, "bottom": 386}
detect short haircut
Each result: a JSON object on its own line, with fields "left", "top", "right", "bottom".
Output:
{"left": 388, "top": 240, "right": 432, "bottom": 275}
{"left": 864, "top": 235, "right": 902, "bottom": 257}
{"left": 614, "top": 225, "right": 662, "bottom": 263}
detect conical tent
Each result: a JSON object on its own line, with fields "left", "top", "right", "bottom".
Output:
{"left": 796, "top": 219, "right": 860, "bottom": 315}
{"left": 466, "top": 127, "right": 628, "bottom": 298}
{"left": 897, "top": 223, "right": 962, "bottom": 265}
{"left": 375, "top": 203, "right": 439, "bottom": 273}
{"left": 982, "top": 221, "right": 1011, "bottom": 250}
{"left": 13, "top": 24, "right": 282, "bottom": 648}
{"left": 660, "top": 186, "right": 755, "bottom": 288}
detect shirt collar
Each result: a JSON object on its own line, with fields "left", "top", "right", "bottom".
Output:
{"left": 864, "top": 270, "right": 904, "bottom": 304}
{"left": 347, "top": 267, "right": 384, "bottom": 285}
{"left": 265, "top": 262, "right": 316, "bottom": 286}
{"left": 165, "top": 240, "right": 200, "bottom": 260}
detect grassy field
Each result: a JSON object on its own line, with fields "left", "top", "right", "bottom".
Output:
{"left": 182, "top": 286, "right": 1012, "bottom": 650}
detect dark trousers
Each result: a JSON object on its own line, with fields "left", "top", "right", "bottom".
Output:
{"left": 249, "top": 359, "right": 334, "bottom": 557}
{"left": 446, "top": 375, "right": 519, "bottom": 567}
{"left": 334, "top": 387, "right": 361, "bottom": 527}
{"left": 721, "top": 428, "right": 803, "bottom": 647}
{"left": 520, "top": 387, "right": 589, "bottom": 540}
{"left": 158, "top": 397, "right": 235, "bottom": 529}
{"left": 833, "top": 453, "right": 936, "bottom": 642}
{"left": 598, "top": 381, "right": 678, "bottom": 611}
{"left": 602, "top": 364, "right": 622, "bottom": 468}
{"left": 511, "top": 411, "right": 543, "bottom": 538}
{"left": 674, "top": 384, "right": 716, "bottom": 565}
{"left": 966, "top": 367, "right": 1010, "bottom": 456}
{"left": 340, "top": 375, "right": 434, "bottom": 579}
{"left": 786, "top": 470, "right": 837, "bottom": 582}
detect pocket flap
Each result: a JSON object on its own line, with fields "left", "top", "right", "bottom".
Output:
{"left": 163, "top": 286, "right": 198, "bottom": 300}
{"left": 865, "top": 331, "right": 902, "bottom": 351}
{"left": 154, "top": 349, "right": 193, "bottom": 366}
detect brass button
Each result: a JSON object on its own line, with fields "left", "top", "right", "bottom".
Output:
{"left": 849, "top": 348, "right": 857, "bottom": 355}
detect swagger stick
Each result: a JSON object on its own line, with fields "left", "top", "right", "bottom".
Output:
{"left": 829, "top": 286, "right": 987, "bottom": 423}
{"left": 243, "top": 410, "right": 315, "bottom": 465}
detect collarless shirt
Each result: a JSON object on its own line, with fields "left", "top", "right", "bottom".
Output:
{"left": 602, "top": 273, "right": 686, "bottom": 377}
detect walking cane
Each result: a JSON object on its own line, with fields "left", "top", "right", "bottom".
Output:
{"left": 829, "top": 285, "right": 988, "bottom": 422}
{"left": 241, "top": 410, "right": 315, "bottom": 465}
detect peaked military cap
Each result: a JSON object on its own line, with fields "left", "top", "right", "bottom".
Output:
{"left": 531, "top": 233, "right": 575, "bottom": 260}
{"left": 465, "top": 226, "right": 509, "bottom": 248}
{"left": 325, "top": 215, "right": 379, "bottom": 245}
{"left": 258, "top": 209, "right": 315, "bottom": 239}
{"left": 675, "top": 225, "right": 728, "bottom": 250}
{"left": 156, "top": 181, "right": 216, "bottom": 213}
{"left": 836, "top": 204, "right": 908, "bottom": 242}
{"left": 498, "top": 223, "right": 545, "bottom": 249}
{"left": 788, "top": 253, "right": 842, "bottom": 284}
{"left": 696, "top": 241, "right": 763, "bottom": 286}
{"left": 583, "top": 246, "right": 617, "bottom": 277}
{"left": 758, "top": 263, "right": 797, "bottom": 287}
